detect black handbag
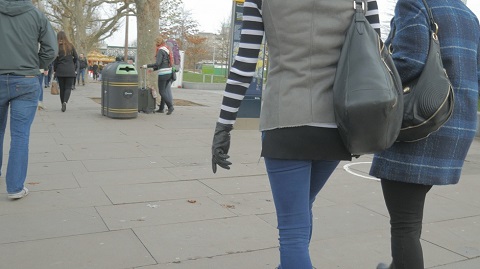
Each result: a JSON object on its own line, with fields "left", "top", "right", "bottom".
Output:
{"left": 333, "top": 0, "right": 403, "bottom": 155}
{"left": 395, "top": 0, "right": 454, "bottom": 142}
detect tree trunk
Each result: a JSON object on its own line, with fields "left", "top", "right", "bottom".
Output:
{"left": 135, "top": 0, "right": 159, "bottom": 87}
{"left": 73, "top": 0, "right": 87, "bottom": 54}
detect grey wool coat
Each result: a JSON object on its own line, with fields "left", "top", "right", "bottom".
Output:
{"left": 369, "top": 0, "right": 480, "bottom": 185}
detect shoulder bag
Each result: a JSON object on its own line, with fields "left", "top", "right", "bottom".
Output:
{"left": 395, "top": 0, "right": 454, "bottom": 142}
{"left": 50, "top": 80, "right": 59, "bottom": 95}
{"left": 333, "top": 0, "right": 403, "bottom": 155}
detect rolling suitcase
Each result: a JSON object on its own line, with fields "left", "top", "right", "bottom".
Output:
{"left": 138, "top": 68, "right": 156, "bottom": 114}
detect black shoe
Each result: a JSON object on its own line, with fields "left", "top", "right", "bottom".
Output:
{"left": 61, "top": 102, "right": 66, "bottom": 112}
{"left": 166, "top": 107, "right": 174, "bottom": 115}
{"left": 156, "top": 109, "right": 164, "bottom": 113}
{"left": 376, "top": 262, "right": 394, "bottom": 269}
{"left": 44, "top": 85, "right": 48, "bottom": 88}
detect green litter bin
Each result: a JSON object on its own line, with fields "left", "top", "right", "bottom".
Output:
{"left": 101, "top": 62, "right": 138, "bottom": 119}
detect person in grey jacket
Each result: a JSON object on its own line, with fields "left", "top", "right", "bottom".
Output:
{"left": 0, "top": 0, "right": 57, "bottom": 199}
{"left": 211, "top": 0, "right": 380, "bottom": 268}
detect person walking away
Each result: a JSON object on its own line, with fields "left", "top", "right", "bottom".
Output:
{"left": 0, "top": 0, "right": 57, "bottom": 199}
{"left": 37, "top": 68, "right": 48, "bottom": 109}
{"left": 141, "top": 36, "right": 174, "bottom": 115}
{"left": 92, "top": 63, "right": 98, "bottom": 80}
{"left": 77, "top": 53, "right": 87, "bottom": 86}
{"left": 370, "top": 1, "right": 480, "bottom": 269}
{"left": 45, "top": 62, "right": 53, "bottom": 88}
{"left": 72, "top": 59, "right": 77, "bottom": 90}
{"left": 53, "top": 31, "right": 77, "bottom": 112}
{"left": 211, "top": 1, "right": 381, "bottom": 268}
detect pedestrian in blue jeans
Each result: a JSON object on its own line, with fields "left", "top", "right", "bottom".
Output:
{"left": 37, "top": 69, "right": 48, "bottom": 109}
{"left": 211, "top": 0, "right": 381, "bottom": 268}
{"left": 0, "top": 0, "right": 57, "bottom": 199}
{"left": 0, "top": 75, "right": 39, "bottom": 193}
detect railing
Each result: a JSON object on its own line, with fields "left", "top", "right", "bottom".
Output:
{"left": 202, "top": 74, "right": 228, "bottom": 83}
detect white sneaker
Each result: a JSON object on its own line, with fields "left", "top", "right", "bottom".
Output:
{"left": 38, "top": 101, "right": 46, "bottom": 110}
{"left": 8, "top": 187, "right": 29, "bottom": 199}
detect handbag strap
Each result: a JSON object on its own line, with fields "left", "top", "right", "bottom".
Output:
{"left": 388, "top": 0, "right": 438, "bottom": 51}
{"left": 420, "top": 0, "right": 438, "bottom": 33}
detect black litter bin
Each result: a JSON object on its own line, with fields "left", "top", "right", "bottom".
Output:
{"left": 101, "top": 62, "right": 138, "bottom": 119}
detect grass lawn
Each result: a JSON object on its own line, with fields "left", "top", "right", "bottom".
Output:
{"left": 183, "top": 71, "right": 227, "bottom": 84}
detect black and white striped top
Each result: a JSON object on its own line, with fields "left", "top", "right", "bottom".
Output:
{"left": 218, "top": 0, "right": 381, "bottom": 125}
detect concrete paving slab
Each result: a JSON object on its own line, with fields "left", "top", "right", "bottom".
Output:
{"left": 27, "top": 159, "right": 88, "bottom": 175}
{"left": 0, "top": 230, "right": 156, "bottom": 269}
{"left": 28, "top": 151, "right": 68, "bottom": 163}
{"left": 1, "top": 172, "right": 80, "bottom": 194}
{"left": 82, "top": 156, "right": 174, "bottom": 172}
{"left": 73, "top": 168, "right": 178, "bottom": 187}
{"left": 132, "top": 215, "right": 278, "bottom": 264}
{"left": 208, "top": 191, "right": 276, "bottom": 216}
{"left": 135, "top": 247, "right": 279, "bottom": 269}
{"left": 431, "top": 257, "right": 480, "bottom": 269}
{"left": 64, "top": 146, "right": 147, "bottom": 161}
{"left": 24, "top": 172, "right": 79, "bottom": 192}
{"left": 432, "top": 175, "right": 480, "bottom": 208}
{"left": 165, "top": 162, "right": 266, "bottom": 181}
{"left": 308, "top": 229, "right": 465, "bottom": 269}
{"left": 101, "top": 180, "right": 219, "bottom": 204}
{"left": 161, "top": 152, "right": 211, "bottom": 167}
{"left": 0, "top": 187, "right": 111, "bottom": 215}
{"left": 422, "top": 215, "right": 480, "bottom": 258}
{"left": 319, "top": 175, "right": 384, "bottom": 205}
{"left": 0, "top": 207, "right": 107, "bottom": 244}
{"left": 200, "top": 175, "right": 271, "bottom": 195}
{"left": 96, "top": 197, "right": 236, "bottom": 230}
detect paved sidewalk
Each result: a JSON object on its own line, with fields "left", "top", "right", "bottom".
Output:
{"left": 0, "top": 81, "right": 479, "bottom": 269}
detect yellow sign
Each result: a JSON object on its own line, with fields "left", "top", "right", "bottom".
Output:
{"left": 235, "top": 0, "right": 245, "bottom": 3}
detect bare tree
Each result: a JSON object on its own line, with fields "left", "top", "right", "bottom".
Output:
{"left": 135, "top": 0, "right": 159, "bottom": 86}
{"left": 216, "top": 18, "right": 231, "bottom": 76}
{"left": 43, "top": 0, "right": 131, "bottom": 54}
{"left": 163, "top": 6, "right": 198, "bottom": 47}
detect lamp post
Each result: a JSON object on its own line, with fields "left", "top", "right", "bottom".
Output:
{"left": 124, "top": 0, "right": 129, "bottom": 61}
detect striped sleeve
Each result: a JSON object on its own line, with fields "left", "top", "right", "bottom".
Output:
{"left": 366, "top": 0, "right": 381, "bottom": 35}
{"left": 218, "top": 0, "right": 264, "bottom": 125}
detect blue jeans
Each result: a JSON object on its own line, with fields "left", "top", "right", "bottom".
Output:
{"left": 0, "top": 75, "right": 39, "bottom": 193}
{"left": 264, "top": 158, "right": 340, "bottom": 269}
{"left": 77, "top": 68, "right": 85, "bottom": 84}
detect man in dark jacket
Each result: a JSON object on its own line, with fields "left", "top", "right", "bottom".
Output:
{"left": 0, "top": 0, "right": 57, "bottom": 199}
{"left": 77, "top": 53, "right": 87, "bottom": 86}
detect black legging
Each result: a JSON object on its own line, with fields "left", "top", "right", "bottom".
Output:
{"left": 157, "top": 77, "right": 173, "bottom": 110}
{"left": 57, "top": 77, "right": 75, "bottom": 104}
{"left": 381, "top": 179, "right": 432, "bottom": 269}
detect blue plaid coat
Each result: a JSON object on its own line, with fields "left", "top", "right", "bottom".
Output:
{"left": 370, "top": 0, "right": 480, "bottom": 185}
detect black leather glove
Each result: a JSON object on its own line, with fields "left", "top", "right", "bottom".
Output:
{"left": 212, "top": 122, "right": 234, "bottom": 173}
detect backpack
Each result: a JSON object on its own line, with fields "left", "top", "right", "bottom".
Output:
{"left": 165, "top": 39, "right": 181, "bottom": 68}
